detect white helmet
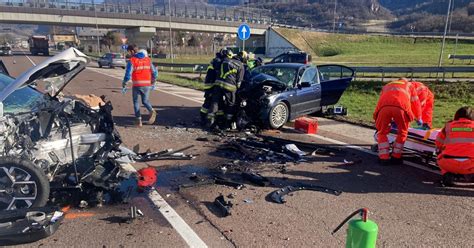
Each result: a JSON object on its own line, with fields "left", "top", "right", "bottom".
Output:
{"left": 139, "top": 49, "right": 148, "bottom": 57}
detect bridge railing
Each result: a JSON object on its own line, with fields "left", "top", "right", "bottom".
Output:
{"left": 0, "top": 0, "right": 271, "bottom": 25}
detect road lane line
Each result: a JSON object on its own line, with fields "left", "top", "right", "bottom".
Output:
{"left": 88, "top": 66, "right": 440, "bottom": 175}
{"left": 19, "top": 49, "right": 36, "bottom": 66}
{"left": 148, "top": 189, "right": 208, "bottom": 248}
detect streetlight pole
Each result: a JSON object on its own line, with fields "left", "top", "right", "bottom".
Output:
{"left": 437, "top": 0, "right": 452, "bottom": 68}
{"left": 332, "top": 0, "right": 337, "bottom": 33}
{"left": 93, "top": 0, "right": 101, "bottom": 56}
{"left": 168, "top": 0, "right": 174, "bottom": 63}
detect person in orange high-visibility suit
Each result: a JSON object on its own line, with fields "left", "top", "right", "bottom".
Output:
{"left": 373, "top": 78, "right": 422, "bottom": 165}
{"left": 435, "top": 106, "right": 474, "bottom": 185}
{"left": 411, "top": 81, "right": 434, "bottom": 129}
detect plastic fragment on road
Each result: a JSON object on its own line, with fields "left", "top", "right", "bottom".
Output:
{"left": 214, "top": 195, "right": 233, "bottom": 217}
{"left": 294, "top": 117, "right": 318, "bottom": 134}
{"left": 270, "top": 184, "right": 342, "bottom": 204}
{"left": 284, "top": 144, "right": 307, "bottom": 158}
{"left": 0, "top": 207, "right": 64, "bottom": 246}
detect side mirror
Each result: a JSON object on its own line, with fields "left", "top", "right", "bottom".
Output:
{"left": 299, "top": 81, "right": 311, "bottom": 88}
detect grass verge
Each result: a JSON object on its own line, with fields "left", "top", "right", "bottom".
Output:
{"left": 159, "top": 72, "right": 473, "bottom": 128}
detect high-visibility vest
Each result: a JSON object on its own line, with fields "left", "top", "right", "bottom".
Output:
{"left": 412, "top": 81, "right": 434, "bottom": 107}
{"left": 373, "top": 79, "right": 421, "bottom": 121}
{"left": 131, "top": 57, "right": 152, "bottom": 87}
{"left": 436, "top": 118, "right": 474, "bottom": 158}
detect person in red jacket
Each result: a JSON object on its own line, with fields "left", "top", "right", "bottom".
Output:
{"left": 411, "top": 81, "right": 434, "bottom": 129}
{"left": 435, "top": 106, "right": 474, "bottom": 185}
{"left": 122, "top": 45, "right": 158, "bottom": 127}
{"left": 373, "top": 78, "right": 422, "bottom": 165}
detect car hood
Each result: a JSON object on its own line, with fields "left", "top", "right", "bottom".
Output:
{"left": 246, "top": 73, "right": 288, "bottom": 91}
{"left": 0, "top": 48, "right": 89, "bottom": 102}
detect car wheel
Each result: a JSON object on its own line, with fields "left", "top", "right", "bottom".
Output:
{"left": 268, "top": 102, "right": 289, "bottom": 129}
{"left": 0, "top": 157, "right": 50, "bottom": 210}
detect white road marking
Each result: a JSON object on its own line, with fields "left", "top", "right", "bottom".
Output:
{"left": 88, "top": 67, "right": 206, "bottom": 104}
{"left": 148, "top": 189, "right": 208, "bottom": 248}
{"left": 20, "top": 49, "right": 36, "bottom": 66}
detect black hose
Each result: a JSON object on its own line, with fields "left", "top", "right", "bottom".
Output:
{"left": 331, "top": 208, "right": 365, "bottom": 235}
{"left": 65, "top": 117, "right": 79, "bottom": 185}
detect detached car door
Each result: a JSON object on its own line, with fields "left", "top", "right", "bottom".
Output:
{"left": 317, "top": 65, "right": 354, "bottom": 106}
{"left": 294, "top": 66, "right": 321, "bottom": 115}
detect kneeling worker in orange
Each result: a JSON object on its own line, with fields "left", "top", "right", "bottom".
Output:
{"left": 373, "top": 78, "right": 421, "bottom": 165}
{"left": 412, "top": 81, "right": 434, "bottom": 129}
{"left": 435, "top": 106, "right": 474, "bottom": 185}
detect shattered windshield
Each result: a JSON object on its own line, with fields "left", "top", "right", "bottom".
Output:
{"left": 0, "top": 73, "right": 46, "bottom": 114}
{"left": 252, "top": 67, "right": 298, "bottom": 88}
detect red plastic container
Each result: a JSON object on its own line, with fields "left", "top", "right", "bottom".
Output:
{"left": 137, "top": 167, "right": 158, "bottom": 188}
{"left": 294, "top": 117, "right": 318, "bottom": 134}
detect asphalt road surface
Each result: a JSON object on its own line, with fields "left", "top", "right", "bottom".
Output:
{"left": 1, "top": 51, "right": 472, "bottom": 248}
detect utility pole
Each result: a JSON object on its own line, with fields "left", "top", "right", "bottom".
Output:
{"left": 332, "top": 0, "right": 337, "bottom": 33}
{"left": 168, "top": 0, "right": 174, "bottom": 63}
{"left": 437, "top": 0, "right": 452, "bottom": 68}
{"left": 93, "top": 0, "right": 101, "bottom": 56}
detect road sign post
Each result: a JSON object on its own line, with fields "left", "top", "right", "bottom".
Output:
{"left": 237, "top": 24, "right": 251, "bottom": 52}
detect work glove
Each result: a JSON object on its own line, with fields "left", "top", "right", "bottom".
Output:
{"left": 152, "top": 83, "right": 157, "bottom": 91}
{"left": 121, "top": 87, "right": 128, "bottom": 95}
{"left": 416, "top": 119, "right": 423, "bottom": 126}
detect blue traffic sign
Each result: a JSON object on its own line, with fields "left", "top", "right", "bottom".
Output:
{"left": 121, "top": 44, "right": 128, "bottom": 50}
{"left": 237, "top": 24, "right": 251, "bottom": 41}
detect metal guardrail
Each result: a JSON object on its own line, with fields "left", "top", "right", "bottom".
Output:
{"left": 154, "top": 62, "right": 474, "bottom": 81}
{"left": 0, "top": 0, "right": 271, "bottom": 25}
{"left": 448, "top": 55, "right": 474, "bottom": 65}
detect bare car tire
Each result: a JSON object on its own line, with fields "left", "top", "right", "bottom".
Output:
{"left": 268, "top": 102, "right": 289, "bottom": 129}
{"left": 0, "top": 157, "right": 50, "bottom": 210}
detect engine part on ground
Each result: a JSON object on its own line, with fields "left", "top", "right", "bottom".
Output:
{"left": 332, "top": 208, "right": 378, "bottom": 248}
{"left": 325, "top": 106, "right": 348, "bottom": 116}
{"left": 270, "top": 184, "right": 342, "bottom": 204}
{"left": 137, "top": 167, "right": 158, "bottom": 188}
{"left": 214, "top": 195, "right": 233, "bottom": 217}
{"left": 0, "top": 207, "right": 64, "bottom": 246}
{"left": 294, "top": 117, "right": 319, "bottom": 134}
{"left": 129, "top": 206, "right": 144, "bottom": 220}
{"left": 241, "top": 172, "right": 271, "bottom": 187}
{"left": 214, "top": 176, "right": 245, "bottom": 190}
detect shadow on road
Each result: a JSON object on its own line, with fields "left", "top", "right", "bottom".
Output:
{"left": 114, "top": 105, "right": 201, "bottom": 128}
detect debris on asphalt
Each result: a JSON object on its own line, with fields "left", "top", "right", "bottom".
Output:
{"left": 270, "top": 184, "right": 342, "bottom": 204}
{"left": 243, "top": 199, "right": 254, "bottom": 204}
{"left": 133, "top": 145, "right": 197, "bottom": 162}
{"left": 129, "top": 206, "right": 144, "bottom": 220}
{"left": 283, "top": 144, "right": 307, "bottom": 159}
{"left": 0, "top": 207, "right": 64, "bottom": 246}
{"left": 196, "top": 137, "right": 210, "bottom": 142}
{"left": 242, "top": 172, "right": 271, "bottom": 187}
{"left": 214, "top": 195, "right": 233, "bottom": 217}
{"left": 343, "top": 159, "right": 363, "bottom": 166}
{"left": 215, "top": 176, "right": 245, "bottom": 190}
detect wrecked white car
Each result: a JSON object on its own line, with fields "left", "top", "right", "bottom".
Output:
{"left": 0, "top": 48, "right": 138, "bottom": 210}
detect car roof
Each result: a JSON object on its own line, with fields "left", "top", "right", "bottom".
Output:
{"left": 260, "top": 63, "right": 309, "bottom": 69}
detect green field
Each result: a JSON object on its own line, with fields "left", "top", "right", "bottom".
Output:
{"left": 276, "top": 29, "right": 474, "bottom": 67}
{"left": 159, "top": 72, "right": 473, "bottom": 128}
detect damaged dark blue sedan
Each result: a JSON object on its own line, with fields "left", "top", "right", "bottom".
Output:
{"left": 238, "top": 63, "right": 354, "bottom": 129}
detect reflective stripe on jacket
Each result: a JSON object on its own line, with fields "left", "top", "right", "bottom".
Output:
{"left": 131, "top": 57, "right": 152, "bottom": 87}
{"left": 436, "top": 118, "right": 474, "bottom": 159}
{"left": 412, "top": 81, "right": 434, "bottom": 107}
{"left": 373, "top": 79, "right": 421, "bottom": 122}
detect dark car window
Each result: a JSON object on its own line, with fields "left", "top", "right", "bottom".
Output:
{"left": 0, "top": 73, "right": 46, "bottom": 114}
{"left": 271, "top": 55, "right": 289, "bottom": 63}
{"left": 300, "top": 67, "right": 318, "bottom": 85}
{"left": 253, "top": 66, "right": 298, "bottom": 88}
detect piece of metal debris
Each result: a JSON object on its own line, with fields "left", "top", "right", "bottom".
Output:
{"left": 270, "top": 184, "right": 342, "bottom": 204}
{"left": 214, "top": 195, "right": 233, "bottom": 217}
{"left": 242, "top": 172, "right": 271, "bottom": 187}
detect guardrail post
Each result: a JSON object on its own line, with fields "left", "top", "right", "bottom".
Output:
{"left": 381, "top": 71, "right": 385, "bottom": 83}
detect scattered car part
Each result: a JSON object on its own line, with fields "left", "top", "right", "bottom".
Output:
{"left": 241, "top": 172, "right": 270, "bottom": 187}
{"left": 214, "top": 176, "right": 244, "bottom": 190}
{"left": 129, "top": 206, "right": 144, "bottom": 220}
{"left": 214, "top": 195, "right": 232, "bottom": 217}
{"left": 283, "top": 144, "right": 306, "bottom": 159}
{"left": 137, "top": 167, "right": 158, "bottom": 188}
{"left": 133, "top": 145, "right": 196, "bottom": 162}
{"left": 0, "top": 207, "right": 64, "bottom": 246}
{"left": 270, "top": 184, "right": 342, "bottom": 204}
